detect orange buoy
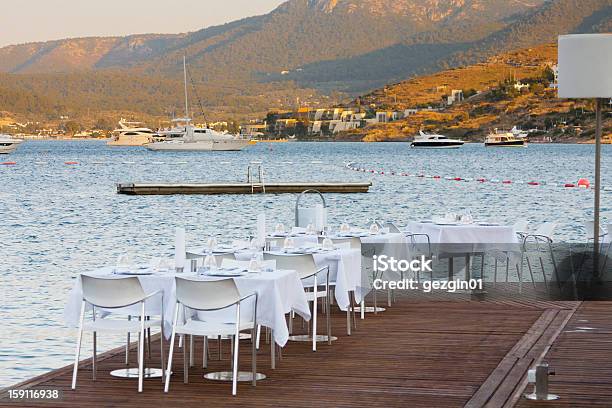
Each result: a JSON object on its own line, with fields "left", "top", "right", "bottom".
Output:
{"left": 1, "top": 161, "right": 16, "bottom": 165}
{"left": 65, "top": 161, "right": 79, "bottom": 165}
{"left": 577, "top": 178, "right": 590, "bottom": 189}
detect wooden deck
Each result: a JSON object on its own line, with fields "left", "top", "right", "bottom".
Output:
{"left": 1, "top": 295, "right": 609, "bottom": 407}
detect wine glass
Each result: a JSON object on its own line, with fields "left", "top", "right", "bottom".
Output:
{"left": 201, "top": 251, "right": 217, "bottom": 274}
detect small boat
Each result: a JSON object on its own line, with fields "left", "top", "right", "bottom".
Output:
{"left": 484, "top": 129, "right": 526, "bottom": 147}
{"left": 410, "top": 131, "right": 464, "bottom": 149}
{"left": 0, "top": 134, "right": 23, "bottom": 154}
{"left": 107, "top": 119, "right": 158, "bottom": 146}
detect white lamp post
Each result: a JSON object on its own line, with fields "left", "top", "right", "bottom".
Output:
{"left": 558, "top": 34, "right": 612, "bottom": 273}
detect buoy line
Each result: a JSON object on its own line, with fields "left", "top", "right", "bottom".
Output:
{"left": 344, "top": 162, "right": 601, "bottom": 190}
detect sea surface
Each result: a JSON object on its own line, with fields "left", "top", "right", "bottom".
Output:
{"left": 1, "top": 140, "right": 611, "bottom": 387}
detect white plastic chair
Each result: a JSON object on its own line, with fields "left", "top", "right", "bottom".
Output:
{"left": 164, "top": 277, "right": 257, "bottom": 396}
{"left": 72, "top": 275, "right": 164, "bottom": 393}
{"left": 513, "top": 219, "right": 530, "bottom": 239}
{"left": 263, "top": 253, "right": 330, "bottom": 351}
{"left": 584, "top": 221, "right": 608, "bottom": 241}
{"left": 382, "top": 221, "right": 402, "bottom": 233}
{"left": 520, "top": 222, "right": 559, "bottom": 290}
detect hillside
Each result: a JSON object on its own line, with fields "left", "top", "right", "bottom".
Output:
{"left": 343, "top": 43, "right": 612, "bottom": 142}
{"left": 0, "top": 0, "right": 610, "bottom": 122}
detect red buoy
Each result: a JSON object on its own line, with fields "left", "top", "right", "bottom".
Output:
{"left": 577, "top": 178, "right": 590, "bottom": 189}
{"left": 527, "top": 181, "right": 540, "bottom": 186}
{"left": 453, "top": 177, "right": 462, "bottom": 181}
{"left": 65, "top": 161, "right": 79, "bottom": 165}
{"left": 564, "top": 183, "right": 576, "bottom": 188}
{"left": 476, "top": 178, "right": 486, "bottom": 182}
{"left": 433, "top": 175, "right": 441, "bottom": 179}
{"left": 502, "top": 180, "right": 512, "bottom": 184}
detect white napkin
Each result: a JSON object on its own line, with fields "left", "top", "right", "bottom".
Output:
{"left": 174, "top": 227, "right": 186, "bottom": 269}
{"left": 257, "top": 213, "right": 266, "bottom": 245}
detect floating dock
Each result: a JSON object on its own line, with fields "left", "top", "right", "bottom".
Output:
{"left": 116, "top": 182, "right": 372, "bottom": 195}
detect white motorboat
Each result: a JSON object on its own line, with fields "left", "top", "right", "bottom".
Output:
{"left": 147, "top": 122, "right": 250, "bottom": 151}
{"left": 108, "top": 119, "right": 158, "bottom": 146}
{"left": 145, "top": 57, "right": 251, "bottom": 152}
{"left": 0, "top": 134, "right": 23, "bottom": 154}
{"left": 410, "top": 131, "right": 464, "bottom": 148}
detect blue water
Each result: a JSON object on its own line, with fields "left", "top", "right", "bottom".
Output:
{"left": 0, "top": 140, "right": 610, "bottom": 386}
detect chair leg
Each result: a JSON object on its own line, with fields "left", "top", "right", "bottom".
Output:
{"left": 326, "top": 292, "right": 331, "bottom": 345}
{"left": 270, "top": 329, "right": 275, "bottom": 370}
{"left": 164, "top": 330, "right": 177, "bottom": 393}
{"left": 251, "top": 328, "right": 257, "bottom": 387}
{"left": 360, "top": 300, "right": 365, "bottom": 320}
{"left": 92, "top": 332, "right": 97, "bottom": 381}
{"left": 218, "top": 335, "right": 222, "bottom": 361}
{"left": 312, "top": 295, "right": 318, "bottom": 352}
{"left": 125, "top": 317, "right": 131, "bottom": 365}
{"left": 526, "top": 256, "right": 536, "bottom": 289}
{"left": 203, "top": 336, "right": 208, "bottom": 368}
{"left": 160, "top": 328, "right": 165, "bottom": 383}
{"left": 387, "top": 289, "right": 392, "bottom": 307}
{"left": 183, "top": 335, "right": 189, "bottom": 384}
{"left": 147, "top": 326, "right": 152, "bottom": 360}
{"left": 255, "top": 325, "right": 261, "bottom": 350}
{"left": 189, "top": 335, "right": 194, "bottom": 367}
{"left": 71, "top": 326, "right": 83, "bottom": 390}
{"left": 138, "top": 330, "right": 144, "bottom": 393}
{"left": 351, "top": 292, "right": 357, "bottom": 329}
{"left": 232, "top": 332, "right": 239, "bottom": 396}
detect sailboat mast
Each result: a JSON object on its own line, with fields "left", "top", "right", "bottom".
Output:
{"left": 183, "top": 55, "right": 189, "bottom": 119}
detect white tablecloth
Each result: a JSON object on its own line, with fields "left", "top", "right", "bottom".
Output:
{"left": 237, "top": 247, "right": 362, "bottom": 312}
{"left": 407, "top": 222, "right": 520, "bottom": 261}
{"left": 64, "top": 267, "right": 310, "bottom": 347}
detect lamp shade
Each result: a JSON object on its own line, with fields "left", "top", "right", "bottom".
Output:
{"left": 558, "top": 34, "right": 612, "bottom": 98}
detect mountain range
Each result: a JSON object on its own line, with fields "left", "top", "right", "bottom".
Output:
{"left": 0, "top": 0, "right": 611, "bottom": 121}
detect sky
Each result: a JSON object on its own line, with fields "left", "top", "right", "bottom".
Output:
{"left": 0, "top": 0, "right": 286, "bottom": 47}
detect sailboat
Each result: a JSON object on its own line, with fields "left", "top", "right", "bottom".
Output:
{"left": 146, "top": 57, "right": 250, "bottom": 152}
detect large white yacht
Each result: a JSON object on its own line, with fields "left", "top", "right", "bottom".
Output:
{"left": 145, "top": 57, "right": 250, "bottom": 152}
{"left": 410, "top": 131, "right": 464, "bottom": 149}
{"left": 0, "top": 134, "right": 23, "bottom": 154}
{"left": 146, "top": 119, "right": 250, "bottom": 151}
{"left": 107, "top": 119, "right": 157, "bottom": 146}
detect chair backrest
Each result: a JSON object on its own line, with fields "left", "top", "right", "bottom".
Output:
{"left": 383, "top": 222, "right": 401, "bottom": 233}
{"left": 221, "top": 258, "right": 276, "bottom": 270}
{"left": 263, "top": 253, "right": 317, "bottom": 280}
{"left": 325, "top": 236, "right": 361, "bottom": 249}
{"left": 534, "top": 222, "right": 557, "bottom": 238}
{"left": 513, "top": 219, "right": 529, "bottom": 234}
{"left": 81, "top": 275, "right": 146, "bottom": 308}
{"left": 175, "top": 277, "right": 240, "bottom": 311}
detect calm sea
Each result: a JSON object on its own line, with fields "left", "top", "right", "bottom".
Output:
{"left": 1, "top": 140, "right": 610, "bottom": 386}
